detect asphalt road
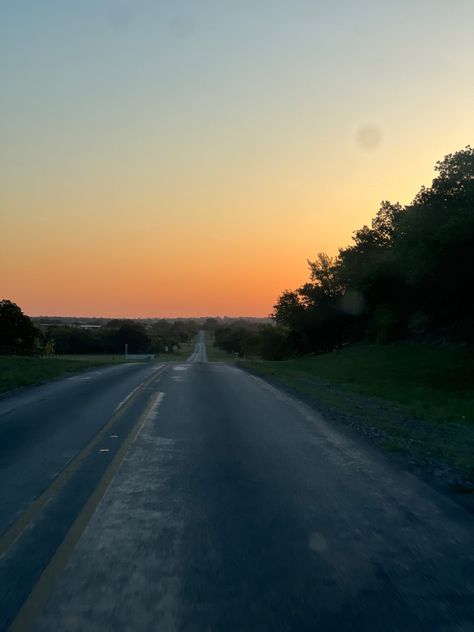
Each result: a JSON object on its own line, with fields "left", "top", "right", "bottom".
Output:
{"left": 0, "top": 362, "right": 166, "bottom": 536}
{"left": 187, "top": 330, "right": 207, "bottom": 363}
{"left": 2, "top": 336, "right": 474, "bottom": 631}
{"left": 0, "top": 360, "right": 166, "bottom": 630}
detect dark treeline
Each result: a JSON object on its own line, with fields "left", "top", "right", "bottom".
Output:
{"left": 43, "top": 319, "right": 199, "bottom": 354}
{"left": 213, "top": 321, "right": 291, "bottom": 360}
{"left": 0, "top": 300, "right": 199, "bottom": 355}
{"left": 213, "top": 146, "right": 474, "bottom": 359}
{"left": 0, "top": 300, "right": 38, "bottom": 352}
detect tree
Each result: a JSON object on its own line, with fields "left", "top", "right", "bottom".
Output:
{"left": 337, "top": 201, "right": 408, "bottom": 341}
{"left": 203, "top": 318, "right": 219, "bottom": 331}
{"left": 273, "top": 254, "right": 352, "bottom": 354}
{"left": 396, "top": 146, "right": 474, "bottom": 337}
{"left": 273, "top": 290, "right": 304, "bottom": 330}
{"left": 0, "top": 300, "right": 38, "bottom": 350}
{"left": 259, "top": 325, "right": 290, "bottom": 360}
{"left": 115, "top": 323, "right": 150, "bottom": 353}
{"left": 307, "top": 253, "right": 344, "bottom": 299}
{"left": 276, "top": 145, "right": 474, "bottom": 346}
{"left": 47, "top": 327, "right": 97, "bottom": 354}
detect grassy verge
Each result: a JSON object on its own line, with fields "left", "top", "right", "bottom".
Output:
{"left": 0, "top": 355, "right": 122, "bottom": 393}
{"left": 0, "top": 337, "right": 200, "bottom": 393}
{"left": 153, "top": 339, "right": 196, "bottom": 362}
{"left": 239, "top": 343, "right": 474, "bottom": 486}
{"left": 62, "top": 354, "right": 131, "bottom": 362}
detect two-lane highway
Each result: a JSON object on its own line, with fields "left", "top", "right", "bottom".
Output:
{"left": 2, "top": 335, "right": 474, "bottom": 631}
{"left": 187, "top": 330, "right": 207, "bottom": 363}
{"left": 0, "top": 360, "right": 168, "bottom": 630}
{"left": 0, "top": 361, "right": 163, "bottom": 535}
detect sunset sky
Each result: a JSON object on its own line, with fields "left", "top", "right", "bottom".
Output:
{"left": 1, "top": 1, "right": 473, "bottom": 317}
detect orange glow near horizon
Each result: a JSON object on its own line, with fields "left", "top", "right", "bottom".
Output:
{"left": 3, "top": 139, "right": 467, "bottom": 318}
{"left": 1, "top": 3, "right": 473, "bottom": 318}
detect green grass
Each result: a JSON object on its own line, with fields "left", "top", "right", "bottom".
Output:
{"left": 62, "top": 354, "right": 131, "bottom": 363}
{"left": 241, "top": 343, "right": 474, "bottom": 422}
{"left": 240, "top": 343, "right": 474, "bottom": 482}
{"left": 0, "top": 337, "right": 204, "bottom": 394}
{"left": 0, "top": 355, "right": 120, "bottom": 393}
{"left": 153, "top": 339, "right": 196, "bottom": 362}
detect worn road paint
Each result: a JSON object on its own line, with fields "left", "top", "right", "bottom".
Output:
{"left": 8, "top": 386, "right": 166, "bottom": 632}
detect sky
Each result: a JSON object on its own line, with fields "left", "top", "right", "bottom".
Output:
{"left": 1, "top": 1, "right": 473, "bottom": 317}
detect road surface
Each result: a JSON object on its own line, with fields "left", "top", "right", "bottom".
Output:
{"left": 1, "top": 334, "right": 473, "bottom": 631}
{"left": 187, "top": 330, "right": 207, "bottom": 363}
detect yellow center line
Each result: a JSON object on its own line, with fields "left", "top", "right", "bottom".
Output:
{"left": 8, "top": 377, "right": 168, "bottom": 632}
{"left": 0, "top": 365, "right": 167, "bottom": 558}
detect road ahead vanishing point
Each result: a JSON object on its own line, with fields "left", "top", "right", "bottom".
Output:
{"left": 0, "top": 332, "right": 473, "bottom": 631}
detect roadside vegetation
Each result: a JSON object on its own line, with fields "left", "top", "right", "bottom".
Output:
{"left": 241, "top": 343, "right": 474, "bottom": 422}
{"left": 207, "top": 147, "right": 474, "bottom": 488}
{"left": 0, "top": 356, "right": 120, "bottom": 393}
{"left": 204, "top": 332, "right": 237, "bottom": 362}
{"left": 153, "top": 339, "right": 196, "bottom": 362}
{"left": 210, "top": 147, "right": 474, "bottom": 361}
{"left": 239, "top": 343, "right": 474, "bottom": 488}
{"left": 0, "top": 299, "right": 199, "bottom": 357}
{"left": 0, "top": 338, "right": 199, "bottom": 393}
{"left": 207, "top": 329, "right": 474, "bottom": 486}
{"left": 0, "top": 300, "right": 201, "bottom": 391}
{"left": 40, "top": 318, "right": 199, "bottom": 356}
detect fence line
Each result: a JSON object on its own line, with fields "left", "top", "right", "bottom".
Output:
{"left": 0, "top": 344, "right": 36, "bottom": 357}
{"left": 0, "top": 344, "right": 68, "bottom": 360}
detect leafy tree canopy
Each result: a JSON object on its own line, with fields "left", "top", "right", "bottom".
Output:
{"left": 0, "top": 300, "right": 38, "bottom": 350}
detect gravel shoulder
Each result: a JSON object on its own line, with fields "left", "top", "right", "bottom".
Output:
{"left": 239, "top": 363, "right": 474, "bottom": 510}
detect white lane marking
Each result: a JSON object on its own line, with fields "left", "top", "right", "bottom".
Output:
{"left": 148, "top": 392, "right": 165, "bottom": 421}
{"left": 114, "top": 364, "right": 166, "bottom": 413}
{"left": 114, "top": 384, "right": 141, "bottom": 413}
{"left": 110, "top": 435, "right": 119, "bottom": 439}
{"left": 99, "top": 448, "right": 110, "bottom": 453}
{"left": 131, "top": 392, "right": 165, "bottom": 445}
{"left": 147, "top": 363, "right": 165, "bottom": 376}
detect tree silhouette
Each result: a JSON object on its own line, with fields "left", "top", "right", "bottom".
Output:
{"left": 0, "top": 300, "right": 38, "bottom": 350}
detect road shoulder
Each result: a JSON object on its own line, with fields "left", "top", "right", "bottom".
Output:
{"left": 238, "top": 363, "right": 474, "bottom": 511}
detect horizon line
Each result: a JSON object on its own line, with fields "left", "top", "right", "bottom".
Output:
{"left": 29, "top": 314, "right": 273, "bottom": 320}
